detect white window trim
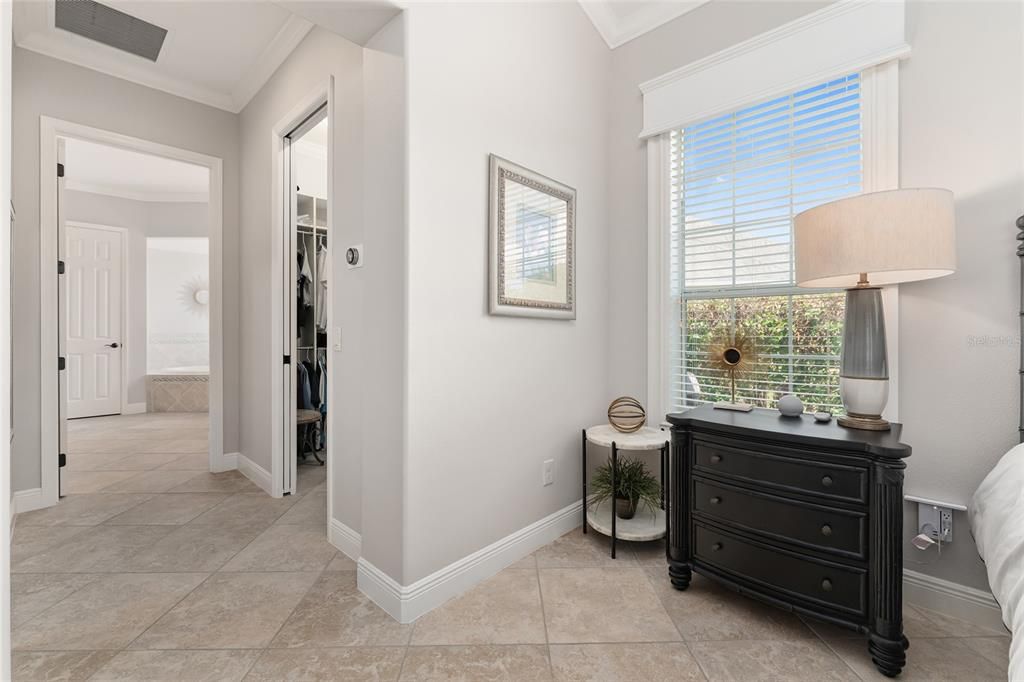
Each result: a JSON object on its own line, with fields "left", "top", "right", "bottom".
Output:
{"left": 647, "top": 59, "right": 900, "bottom": 422}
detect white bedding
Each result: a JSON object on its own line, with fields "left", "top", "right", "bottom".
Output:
{"left": 969, "top": 442, "right": 1024, "bottom": 680}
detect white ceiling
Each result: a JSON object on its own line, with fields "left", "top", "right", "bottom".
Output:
{"left": 64, "top": 137, "right": 210, "bottom": 202}
{"left": 579, "top": 0, "right": 712, "bottom": 49}
{"left": 13, "top": 0, "right": 400, "bottom": 113}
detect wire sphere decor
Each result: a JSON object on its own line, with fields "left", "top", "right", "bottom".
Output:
{"left": 607, "top": 396, "right": 646, "bottom": 433}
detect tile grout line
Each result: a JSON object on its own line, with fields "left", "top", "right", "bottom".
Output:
{"left": 531, "top": 559, "right": 555, "bottom": 677}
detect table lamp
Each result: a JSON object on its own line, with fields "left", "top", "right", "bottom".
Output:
{"left": 794, "top": 189, "right": 956, "bottom": 430}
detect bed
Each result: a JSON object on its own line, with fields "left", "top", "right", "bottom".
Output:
{"left": 967, "top": 214, "right": 1024, "bottom": 681}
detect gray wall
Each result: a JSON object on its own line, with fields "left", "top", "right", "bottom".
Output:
{"left": 11, "top": 48, "right": 240, "bottom": 492}
{"left": 606, "top": 0, "right": 1023, "bottom": 592}
{"left": 62, "top": 190, "right": 208, "bottom": 406}
{"left": 237, "top": 26, "right": 368, "bottom": 537}
{"left": 359, "top": 14, "right": 407, "bottom": 580}
{"left": 402, "top": 2, "right": 611, "bottom": 584}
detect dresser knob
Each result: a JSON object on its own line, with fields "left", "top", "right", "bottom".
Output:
{"left": 821, "top": 524, "right": 833, "bottom": 537}
{"left": 710, "top": 496, "right": 722, "bottom": 505}
{"left": 821, "top": 475, "right": 834, "bottom": 487}
{"left": 821, "top": 578, "right": 833, "bottom": 592}
{"left": 710, "top": 454, "right": 722, "bottom": 464}
{"left": 712, "top": 542, "right": 723, "bottom": 552}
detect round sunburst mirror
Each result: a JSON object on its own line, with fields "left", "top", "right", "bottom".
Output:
{"left": 178, "top": 275, "right": 210, "bottom": 317}
{"left": 708, "top": 329, "right": 758, "bottom": 410}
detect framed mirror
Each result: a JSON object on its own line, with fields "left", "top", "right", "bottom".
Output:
{"left": 489, "top": 155, "right": 576, "bottom": 319}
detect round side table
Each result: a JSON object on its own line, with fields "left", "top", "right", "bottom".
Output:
{"left": 582, "top": 425, "right": 669, "bottom": 558}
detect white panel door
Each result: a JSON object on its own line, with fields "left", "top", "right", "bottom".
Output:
{"left": 65, "top": 225, "right": 123, "bottom": 419}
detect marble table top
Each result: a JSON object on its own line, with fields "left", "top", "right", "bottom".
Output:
{"left": 585, "top": 424, "right": 669, "bottom": 450}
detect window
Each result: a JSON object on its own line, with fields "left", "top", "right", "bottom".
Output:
{"left": 668, "top": 73, "right": 864, "bottom": 414}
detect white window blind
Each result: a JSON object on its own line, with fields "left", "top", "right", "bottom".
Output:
{"left": 669, "top": 73, "right": 863, "bottom": 413}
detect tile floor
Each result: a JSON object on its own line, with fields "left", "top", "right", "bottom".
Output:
{"left": 11, "top": 413, "right": 1011, "bottom": 680}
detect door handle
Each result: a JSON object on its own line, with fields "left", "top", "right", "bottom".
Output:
{"left": 104, "top": 342, "right": 120, "bottom": 349}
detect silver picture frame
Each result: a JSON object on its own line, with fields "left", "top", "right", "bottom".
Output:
{"left": 488, "top": 154, "right": 576, "bottom": 319}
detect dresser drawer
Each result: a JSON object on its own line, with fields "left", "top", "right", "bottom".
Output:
{"left": 692, "top": 478, "right": 866, "bottom": 559}
{"left": 694, "top": 523, "right": 866, "bottom": 616}
{"left": 693, "top": 439, "right": 867, "bottom": 504}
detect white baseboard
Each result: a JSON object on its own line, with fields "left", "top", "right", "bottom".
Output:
{"left": 210, "top": 451, "right": 238, "bottom": 473}
{"left": 235, "top": 453, "right": 272, "bottom": 495}
{"left": 358, "top": 499, "right": 583, "bottom": 624}
{"left": 903, "top": 568, "right": 1007, "bottom": 634}
{"left": 9, "top": 497, "right": 16, "bottom": 538}
{"left": 122, "top": 402, "right": 147, "bottom": 415}
{"left": 329, "top": 518, "right": 361, "bottom": 561}
{"left": 12, "top": 488, "right": 49, "bottom": 514}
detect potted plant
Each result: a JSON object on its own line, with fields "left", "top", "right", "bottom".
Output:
{"left": 590, "top": 456, "right": 661, "bottom": 520}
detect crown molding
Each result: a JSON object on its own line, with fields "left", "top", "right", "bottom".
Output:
{"left": 66, "top": 181, "right": 208, "bottom": 204}
{"left": 15, "top": 12, "right": 313, "bottom": 113}
{"left": 579, "top": 0, "right": 712, "bottom": 50}
{"left": 231, "top": 14, "right": 314, "bottom": 112}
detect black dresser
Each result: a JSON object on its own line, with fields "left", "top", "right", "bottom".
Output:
{"left": 667, "top": 405, "right": 911, "bottom": 677}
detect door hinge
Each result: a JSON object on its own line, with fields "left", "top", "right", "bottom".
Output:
{"left": 58, "top": 453, "right": 66, "bottom": 468}
{"left": 57, "top": 163, "right": 64, "bottom": 178}
{"left": 58, "top": 356, "right": 65, "bottom": 371}
{"left": 283, "top": 355, "right": 291, "bottom": 365}
{"left": 57, "top": 260, "right": 65, "bottom": 275}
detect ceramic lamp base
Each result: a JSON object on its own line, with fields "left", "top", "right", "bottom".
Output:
{"left": 838, "top": 412, "right": 891, "bottom": 431}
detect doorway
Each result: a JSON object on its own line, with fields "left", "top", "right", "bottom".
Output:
{"left": 283, "top": 104, "right": 329, "bottom": 497}
{"left": 37, "top": 118, "right": 225, "bottom": 509}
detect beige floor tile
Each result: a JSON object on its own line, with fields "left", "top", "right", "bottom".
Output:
{"left": 15, "top": 494, "right": 153, "bottom": 527}
{"left": 67, "top": 439, "right": 153, "bottom": 455}
{"left": 63, "top": 470, "right": 141, "bottom": 494}
{"left": 64, "top": 453, "right": 139, "bottom": 471}
{"left": 629, "top": 539, "right": 668, "bottom": 566}
{"left": 12, "top": 650, "right": 117, "bottom": 681}
{"left": 411, "top": 569, "right": 546, "bottom": 645}
{"left": 508, "top": 554, "right": 536, "bottom": 570}
{"left": 539, "top": 567, "right": 679, "bottom": 643}
{"left": 325, "top": 551, "right": 357, "bottom": 571}
{"left": 190, "top": 493, "right": 297, "bottom": 528}
{"left": 103, "top": 493, "right": 230, "bottom": 525}
{"left": 158, "top": 453, "right": 212, "bottom": 470}
{"left": 827, "top": 635, "right": 1006, "bottom": 681}
{"left": 13, "top": 573, "right": 207, "bottom": 650}
{"left": 12, "top": 574, "right": 102, "bottom": 627}
{"left": 130, "top": 572, "right": 318, "bottom": 650}
{"left": 270, "top": 571, "right": 412, "bottom": 648}
{"left": 534, "top": 530, "right": 634, "bottom": 568}
{"left": 910, "top": 604, "right": 1010, "bottom": 638}
{"left": 89, "top": 649, "right": 260, "bottom": 682}
{"left": 295, "top": 463, "right": 327, "bottom": 492}
{"left": 101, "top": 470, "right": 205, "bottom": 494}
{"left": 690, "top": 639, "right": 859, "bottom": 681}
{"left": 220, "top": 524, "right": 336, "bottom": 572}
{"left": 122, "top": 523, "right": 265, "bottom": 572}
{"left": 398, "top": 645, "right": 552, "bottom": 681}
{"left": 168, "top": 471, "right": 260, "bottom": 493}
{"left": 97, "top": 453, "right": 186, "bottom": 471}
{"left": 647, "top": 570, "right": 813, "bottom": 642}
{"left": 549, "top": 642, "right": 704, "bottom": 682}
{"left": 960, "top": 636, "right": 1012, "bottom": 667}
{"left": 142, "top": 439, "right": 209, "bottom": 454}
{"left": 801, "top": 604, "right": 939, "bottom": 642}
{"left": 13, "top": 525, "right": 176, "bottom": 573}
{"left": 11, "top": 526, "right": 88, "bottom": 564}
{"left": 245, "top": 647, "right": 405, "bottom": 682}
{"left": 273, "top": 490, "right": 327, "bottom": 526}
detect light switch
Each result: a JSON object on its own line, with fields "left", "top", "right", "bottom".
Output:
{"left": 334, "top": 327, "right": 342, "bottom": 351}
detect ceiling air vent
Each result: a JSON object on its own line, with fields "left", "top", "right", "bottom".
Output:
{"left": 55, "top": 0, "right": 167, "bottom": 62}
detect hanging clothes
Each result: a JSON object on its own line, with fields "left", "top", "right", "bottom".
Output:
{"left": 297, "top": 240, "right": 313, "bottom": 333}
{"left": 303, "top": 359, "right": 320, "bottom": 409}
{"left": 316, "top": 242, "right": 329, "bottom": 332}
{"left": 296, "top": 360, "right": 313, "bottom": 410}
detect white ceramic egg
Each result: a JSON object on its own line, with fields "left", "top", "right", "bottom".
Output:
{"left": 777, "top": 394, "right": 804, "bottom": 417}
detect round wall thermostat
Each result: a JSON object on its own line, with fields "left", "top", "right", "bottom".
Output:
{"left": 346, "top": 247, "right": 359, "bottom": 266}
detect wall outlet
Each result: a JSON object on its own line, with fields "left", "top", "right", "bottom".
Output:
{"left": 917, "top": 502, "right": 954, "bottom": 543}
{"left": 542, "top": 459, "right": 554, "bottom": 486}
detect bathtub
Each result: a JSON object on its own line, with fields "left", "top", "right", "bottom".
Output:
{"left": 147, "top": 366, "right": 209, "bottom": 412}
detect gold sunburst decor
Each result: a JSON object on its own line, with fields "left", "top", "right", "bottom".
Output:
{"left": 708, "top": 329, "right": 758, "bottom": 412}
